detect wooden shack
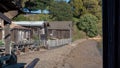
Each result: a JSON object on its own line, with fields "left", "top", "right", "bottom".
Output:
{"left": 10, "top": 23, "right": 31, "bottom": 44}
{"left": 47, "top": 21, "right": 73, "bottom": 39}
{"left": 0, "top": 22, "right": 31, "bottom": 44}
{"left": 46, "top": 21, "right": 73, "bottom": 48}
{"left": 12, "top": 21, "right": 49, "bottom": 47}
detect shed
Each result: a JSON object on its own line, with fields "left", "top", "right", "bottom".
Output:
{"left": 46, "top": 21, "right": 73, "bottom": 48}
{"left": 47, "top": 21, "right": 73, "bottom": 39}
{"left": 0, "top": 22, "right": 31, "bottom": 44}
{"left": 12, "top": 21, "right": 49, "bottom": 46}
{"left": 10, "top": 23, "right": 31, "bottom": 44}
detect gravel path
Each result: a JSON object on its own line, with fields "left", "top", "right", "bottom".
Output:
{"left": 17, "top": 39, "right": 102, "bottom": 68}
{"left": 63, "top": 40, "right": 102, "bottom": 68}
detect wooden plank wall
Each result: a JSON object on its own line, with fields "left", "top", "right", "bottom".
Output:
{"left": 47, "top": 29, "right": 70, "bottom": 39}
{"left": 11, "top": 29, "right": 31, "bottom": 43}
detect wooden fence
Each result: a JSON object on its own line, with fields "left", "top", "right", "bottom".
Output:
{"left": 47, "top": 38, "right": 71, "bottom": 48}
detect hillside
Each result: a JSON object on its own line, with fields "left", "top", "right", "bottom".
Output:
{"left": 13, "top": 0, "right": 102, "bottom": 40}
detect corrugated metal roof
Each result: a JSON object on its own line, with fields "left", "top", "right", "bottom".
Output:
{"left": 10, "top": 23, "right": 30, "bottom": 30}
{"left": 0, "top": 23, "right": 30, "bottom": 30}
{"left": 48, "top": 21, "right": 72, "bottom": 30}
{"left": 12, "top": 21, "right": 45, "bottom": 26}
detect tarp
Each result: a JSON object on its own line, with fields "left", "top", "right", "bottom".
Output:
{"left": 22, "top": 8, "right": 49, "bottom": 14}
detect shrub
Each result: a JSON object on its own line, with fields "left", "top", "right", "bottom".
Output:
{"left": 77, "top": 13, "right": 98, "bottom": 37}
{"left": 0, "top": 40, "right": 4, "bottom": 46}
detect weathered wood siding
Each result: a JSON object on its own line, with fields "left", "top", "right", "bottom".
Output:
{"left": 47, "top": 29, "right": 70, "bottom": 39}
{"left": 24, "top": 26, "right": 43, "bottom": 41}
{"left": 11, "top": 29, "right": 31, "bottom": 43}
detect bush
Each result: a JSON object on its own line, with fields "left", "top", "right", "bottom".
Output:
{"left": 77, "top": 13, "right": 98, "bottom": 37}
{"left": 0, "top": 40, "right": 4, "bottom": 46}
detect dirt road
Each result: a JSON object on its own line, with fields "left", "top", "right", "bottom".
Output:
{"left": 18, "top": 39, "right": 102, "bottom": 68}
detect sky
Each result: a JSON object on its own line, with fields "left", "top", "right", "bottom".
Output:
{"left": 65, "top": 0, "right": 70, "bottom": 2}
{"left": 55, "top": 0, "right": 70, "bottom": 3}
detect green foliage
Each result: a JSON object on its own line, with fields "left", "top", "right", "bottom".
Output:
{"left": 70, "top": 0, "right": 102, "bottom": 38}
{"left": 49, "top": 1, "right": 73, "bottom": 21}
{"left": 13, "top": 14, "right": 29, "bottom": 21}
{"left": 24, "top": 1, "right": 37, "bottom": 10}
{"left": 73, "top": 22, "right": 87, "bottom": 41}
{"left": 70, "top": 0, "right": 86, "bottom": 17}
{"left": 83, "top": 0, "right": 102, "bottom": 20}
{"left": 15, "top": 0, "right": 102, "bottom": 39}
{"left": 73, "top": 17, "right": 79, "bottom": 23}
{"left": 98, "top": 0, "right": 102, "bottom": 6}
{"left": 24, "top": 0, "right": 53, "bottom": 11}
{"left": 13, "top": 14, "right": 52, "bottom": 21}
{"left": 97, "top": 20, "right": 102, "bottom": 36}
{"left": 70, "top": 0, "right": 102, "bottom": 20}
{"left": 38, "top": 14, "right": 52, "bottom": 21}
{"left": 77, "top": 14, "right": 98, "bottom": 37}
{"left": 83, "top": 0, "right": 98, "bottom": 13}
{"left": 0, "top": 40, "right": 4, "bottom": 46}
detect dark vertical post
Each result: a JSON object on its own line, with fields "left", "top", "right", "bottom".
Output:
{"left": 4, "top": 21, "right": 11, "bottom": 55}
{"left": 102, "top": 0, "right": 120, "bottom": 68}
{"left": 69, "top": 23, "right": 72, "bottom": 44}
{"left": 116, "top": 0, "right": 120, "bottom": 68}
{"left": 44, "top": 22, "right": 49, "bottom": 48}
{"left": 38, "top": 28, "right": 40, "bottom": 46}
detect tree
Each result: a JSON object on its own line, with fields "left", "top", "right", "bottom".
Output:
{"left": 35, "top": 0, "right": 52, "bottom": 10}
{"left": 70, "top": 0, "right": 86, "bottom": 17}
{"left": 49, "top": 1, "right": 73, "bottom": 21}
{"left": 24, "top": 0, "right": 53, "bottom": 11}
{"left": 83, "top": 0, "right": 102, "bottom": 20}
{"left": 24, "top": 0, "right": 37, "bottom": 10}
{"left": 77, "top": 14, "right": 98, "bottom": 37}
{"left": 98, "top": 0, "right": 102, "bottom": 6}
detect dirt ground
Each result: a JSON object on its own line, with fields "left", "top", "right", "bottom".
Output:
{"left": 17, "top": 39, "right": 102, "bottom": 68}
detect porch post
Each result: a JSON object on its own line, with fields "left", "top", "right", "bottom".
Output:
{"left": 4, "top": 21, "right": 11, "bottom": 55}
{"left": 0, "top": 12, "right": 11, "bottom": 55}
